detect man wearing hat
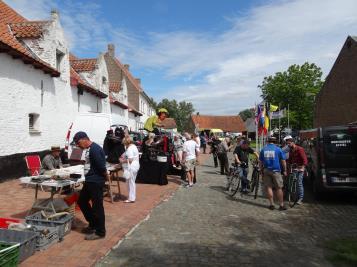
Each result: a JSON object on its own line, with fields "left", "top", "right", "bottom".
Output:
{"left": 259, "top": 136, "right": 287, "bottom": 211}
{"left": 73, "top": 131, "right": 107, "bottom": 240}
{"left": 144, "top": 108, "right": 168, "bottom": 135}
{"left": 41, "top": 146, "right": 63, "bottom": 172}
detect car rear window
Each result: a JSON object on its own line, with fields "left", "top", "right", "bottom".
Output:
{"left": 323, "top": 128, "right": 357, "bottom": 168}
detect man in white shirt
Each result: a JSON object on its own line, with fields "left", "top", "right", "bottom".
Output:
{"left": 182, "top": 132, "right": 200, "bottom": 187}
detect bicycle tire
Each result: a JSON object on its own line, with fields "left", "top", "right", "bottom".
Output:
{"left": 229, "top": 175, "right": 241, "bottom": 197}
{"left": 250, "top": 169, "right": 257, "bottom": 193}
{"left": 254, "top": 172, "right": 260, "bottom": 199}
{"left": 226, "top": 174, "right": 234, "bottom": 191}
{"left": 288, "top": 179, "right": 298, "bottom": 207}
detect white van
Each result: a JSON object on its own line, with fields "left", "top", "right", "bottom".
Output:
{"left": 65, "top": 112, "right": 112, "bottom": 161}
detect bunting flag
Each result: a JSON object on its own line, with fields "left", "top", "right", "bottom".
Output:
{"left": 271, "top": 109, "right": 286, "bottom": 119}
{"left": 270, "top": 104, "right": 278, "bottom": 112}
{"left": 264, "top": 102, "right": 269, "bottom": 135}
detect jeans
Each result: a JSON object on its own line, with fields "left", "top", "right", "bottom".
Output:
{"left": 78, "top": 182, "right": 106, "bottom": 236}
{"left": 297, "top": 171, "right": 304, "bottom": 200}
{"left": 239, "top": 167, "right": 249, "bottom": 190}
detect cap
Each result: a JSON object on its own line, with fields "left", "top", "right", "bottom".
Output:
{"left": 267, "top": 136, "right": 277, "bottom": 143}
{"left": 51, "top": 146, "right": 61, "bottom": 151}
{"left": 158, "top": 108, "right": 168, "bottom": 114}
{"left": 283, "top": 135, "right": 293, "bottom": 141}
{"left": 72, "top": 131, "right": 88, "bottom": 144}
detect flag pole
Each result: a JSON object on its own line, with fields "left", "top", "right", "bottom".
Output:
{"left": 255, "top": 102, "right": 258, "bottom": 152}
{"left": 278, "top": 103, "right": 281, "bottom": 144}
{"left": 288, "top": 104, "right": 290, "bottom": 129}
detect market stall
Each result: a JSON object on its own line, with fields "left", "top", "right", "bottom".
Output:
{"left": 136, "top": 135, "right": 170, "bottom": 185}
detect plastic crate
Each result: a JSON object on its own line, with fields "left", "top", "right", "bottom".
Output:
{"left": 25, "top": 212, "right": 73, "bottom": 239}
{"left": 0, "top": 229, "right": 38, "bottom": 263}
{"left": 0, "top": 218, "right": 21, "bottom": 229}
{"left": 0, "top": 242, "right": 20, "bottom": 267}
{"left": 32, "top": 226, "right": 59, "bottom": 251}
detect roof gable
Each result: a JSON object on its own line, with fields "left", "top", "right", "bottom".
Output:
{"left": 191, "top": 115, "right": 247, "bottom": 132}
{"left": 0, "top": 1, "right": 59, "bottom": 77}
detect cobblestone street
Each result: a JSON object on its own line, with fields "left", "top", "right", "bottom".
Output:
{"left": 98, "top": 155, "right": 357, "bottom": 267}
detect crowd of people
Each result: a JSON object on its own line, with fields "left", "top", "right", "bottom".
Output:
{"left": 206, "top": 133, "right": 307, "bottom": 210}
{"left": 38, "top": 106, "right": 307, "bottom": 241}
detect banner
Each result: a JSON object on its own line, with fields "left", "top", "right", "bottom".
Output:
{"left": 270, "top": 109, "right": 286, "bottom": 119}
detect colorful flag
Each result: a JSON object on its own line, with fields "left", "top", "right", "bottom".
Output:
{"left": 270, "top": 104, "right": 278, "bottom": 112}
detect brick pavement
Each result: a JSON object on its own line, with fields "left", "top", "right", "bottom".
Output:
{"left": 0, "top": 165, "right": 193, "bottom": 267}
{"left": 97, "top": 154, "right": 357, "bottom": 267}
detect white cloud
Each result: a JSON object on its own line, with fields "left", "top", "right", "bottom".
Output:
{"left": 9, "top": 0, "right": 357, "bottom": 114}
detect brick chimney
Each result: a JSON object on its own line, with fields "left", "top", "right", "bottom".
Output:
{"left": 107, "top": 44, "right": 115, "bottom": 57}
{"left": 135, "top": 78, "right": 141, "bottom": 85}
{"left": 124, "top": 64, "right": 130, "bottom": 70}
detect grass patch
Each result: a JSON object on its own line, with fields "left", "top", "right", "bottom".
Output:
{"left": 325, "top": 238, "right": 357, "bottom": 266}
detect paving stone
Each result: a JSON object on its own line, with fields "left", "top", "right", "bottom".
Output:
{"left": 97, "top": 153, "right": 357, "bottom": 267}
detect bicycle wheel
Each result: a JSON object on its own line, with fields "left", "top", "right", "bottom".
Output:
{"left": 226, "top": 173, "right": 234, "bottom": 191}
{"left": 250, "top": 169, "right": 258, "bottom": 193}
{"left": 229, "top": 175, "right": 241, "bottom": 197}
{"left": 253, "top": 172, "right": 260, "bottom": 199}
{"left": 288, "top": 179, "right": 298, "bottom": 207}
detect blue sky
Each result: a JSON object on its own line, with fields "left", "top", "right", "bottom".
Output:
{"left": 9, "top": 0, "right": 357, "bottom": 114}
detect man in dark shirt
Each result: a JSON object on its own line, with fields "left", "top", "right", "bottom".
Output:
{"left": 285, "top": 137, "right": 308, "bottom": 204}
{"left": 74, "top": 131, "right": 107, "bottom": 240}
{"left": 233, "top": 140, "right": 259, "bottom": 193}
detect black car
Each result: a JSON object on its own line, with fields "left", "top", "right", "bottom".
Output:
{"left": 300, "top": 125, "right": 357, "bottom": 197}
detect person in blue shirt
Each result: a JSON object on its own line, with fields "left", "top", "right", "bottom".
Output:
{"left": 259, "top": 136, "right": 287, "bottom": 211}
{"left": 74, "top": 131, "right": 108, "bottom": 240}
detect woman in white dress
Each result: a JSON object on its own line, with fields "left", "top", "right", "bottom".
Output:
{"left": 120, "top": 136, "right": 140, "bottom": 203}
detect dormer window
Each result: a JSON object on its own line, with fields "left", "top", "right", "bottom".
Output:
{"left": 56, "top": 49, "right": 64, "bottom": 72}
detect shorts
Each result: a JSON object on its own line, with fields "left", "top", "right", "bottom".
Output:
{"left": 183, "top": 159, "right": 196, "bottom": 172}
{"left": 263, "top": 169, "right": 284, "bottom": 188}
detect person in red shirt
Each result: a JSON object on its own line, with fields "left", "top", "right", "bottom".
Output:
{"left": 285, "top": 137, "right": 308, "bottom": 204}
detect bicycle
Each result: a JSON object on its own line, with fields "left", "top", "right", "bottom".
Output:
{"left": 285, "top": 164, "right": 299, "bottom": 207}
{"left": 226, "top": 163, "right": 244, "bottom": 197}
{"left": 249, "top": 160, "right": 260, "bottom": 199}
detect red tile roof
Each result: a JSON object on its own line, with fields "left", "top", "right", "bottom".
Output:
{"left": 109, "top": 82, "right": 121, "bottom": 93}
{"left": 109, "top": 95, "right": 128, "bottom": 109}
{"left": 191, "top": 115, "right": 247, "bottom": 133}
{"left": 70, "top": 67, "right": 107, "bottom": 98}
{"left": 161, "top": 118, "right": 177, "bottom": 129}
{"left": 0, "top": 1, "right": 59, "bottom": 77}
{"left": 70, "top": 58, "right": 97, "bottom": 72}
{"left": 9, "top": 21, "right": 48, "bottom": 38}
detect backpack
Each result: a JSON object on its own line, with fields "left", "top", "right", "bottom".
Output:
{"left": 216, "top": 142, "right": 226, "bottom": 154}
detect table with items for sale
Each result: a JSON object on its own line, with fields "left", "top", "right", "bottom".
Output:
{"left": 19, "top": 165, "right": 85, "bottom": 214}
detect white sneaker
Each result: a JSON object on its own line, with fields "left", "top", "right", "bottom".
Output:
{"left": 296, "top": 199, "right": 303, "bottom": 205}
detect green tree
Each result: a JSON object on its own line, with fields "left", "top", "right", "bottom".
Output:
{"left": 156, "top": 98, "right": 195, "bottom": 132}
{"left": 239, "top": 108, "right": 255, "bottom": 121}
{"left": 259, "top": 62, "right": 323, "bottom": 130}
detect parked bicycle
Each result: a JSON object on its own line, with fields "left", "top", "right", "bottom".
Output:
{"left": 285, "top": 163, "right": 299, "bottom": 207}
{"left": 249, "top": 159, "right": 260, "bottom": 199}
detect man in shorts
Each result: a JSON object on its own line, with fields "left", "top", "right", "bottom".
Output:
{"left": 182, "top": 132, "right": 200, "bottom": 187}
{"left": 259, "top": 136, "right": 287, "bottom": 211}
